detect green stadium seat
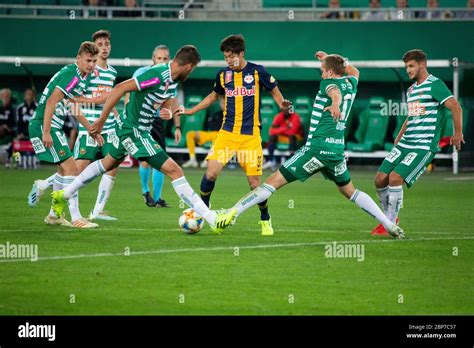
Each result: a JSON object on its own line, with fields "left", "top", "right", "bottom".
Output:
{"left": 166, "top": 95, "right": 206, "bottom": 148}
{"left": 346, "top": 97, "right": 389, "bottom": 152}
{"left": 293, "top": 96, "right": 312, "bottom": 135}
{"left": 260, "top": 96, "right": 278, "bottom": 144}
{"left": 59, "top": 0, "right": 82, "bottom": 4}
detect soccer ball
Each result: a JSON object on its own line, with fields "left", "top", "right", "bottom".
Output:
{"left": 179, "top": 208, "right": 204, "bottom": 234}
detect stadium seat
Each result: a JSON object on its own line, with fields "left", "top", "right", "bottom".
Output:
{"left": 59, "top": 0, "right": 82, "bottom": 4}
{"left": 260, "top": 96, "right": 278, "bottom": 144}
{"left": 346, "top": 97, "right": 389, "bottom": 152}
{"left": 293, "top": 96, "right": 312, "bottom": 134}
{"left": 166, "top": 95, "right": 206, "bottom": 148}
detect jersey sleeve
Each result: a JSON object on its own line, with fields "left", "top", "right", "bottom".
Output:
{"left": 347, "top": 76, "right": 359, "bottom": 88}
{"left": 258, "top": 65, "right": 278, "bottom": 91}
{"left": 319, "top": 79, "right": 338, "bottom": 97}
{"left": 134, "top": 67, "right": 162, "bottom": 92}
{"left": 55, "top": 68, "right": 80, "bottom": 99}
{"left": 213, "top": 70, "right": 225, "bottom": 95}
{"left": 431, "top": 79, "right": 453, "bottom": 105}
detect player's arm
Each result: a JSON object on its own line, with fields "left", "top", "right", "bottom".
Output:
{"left": 180, "top": 91, "right": 219, "bottom": 116}
{"left": 444, "top": 97, "right": 464, "bottom": 150}
{"left": 394, "top": 118, "right": 408, "bottom": 145}
{"left": 42, "top": 88, "right": 65, "bottom": 148}
{"left": 325, "top": 87, "right": 342, "bottom": 121}
{"left": 90, "top": 79, "right": 138, "bottom": 135}
{"left": 270, "top": 87, "right": 292, "bottom": 111}
{"left": 344, "top": 62, "right": 360, "bottom": 80}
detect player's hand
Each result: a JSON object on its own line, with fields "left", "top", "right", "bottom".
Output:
{"left": 93, "top": 133, "right": 104, "bottom": 147}
{"left": 159, "top": 107, "right": 173, "bottom": 120}
{"left": 315, "top": 51, "right": 328, "bottom": 61}
{"left": 174, "top": 127, "right": 182, "bottom": 145}
{"left": 42, "top": 131, "right": 53, "bottom": 148}
{"left": 90, "top": 120, "right": 104, "bottom": 136}
{"left": 450, "top": 132, "right": 465, "bottom": 151}
{"left": 324, "top": 104, "right": 341, "bottom": 121}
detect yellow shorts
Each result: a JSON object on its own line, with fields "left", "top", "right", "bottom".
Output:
{"left": 196, "top": 131, "right": 219, "bottom": 146}
{"left": 206, "top": 130, "right": 263, "bottom": 176}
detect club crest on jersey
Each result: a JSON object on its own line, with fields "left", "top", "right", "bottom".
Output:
{"left": 225, "top": 71, "right": 233, "bottom": 83}
{"left": 225, "top": 86, "right": 256, "bottom": 97}
{"left": 244, "top": 75, "right": 254, "bottom": 84}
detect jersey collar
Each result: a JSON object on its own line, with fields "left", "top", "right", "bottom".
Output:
{"left": 167, "top": 62, "right": 174, "bottom": 83}
{"left": 415, "top": 74, "right": 432, "bottom": 87}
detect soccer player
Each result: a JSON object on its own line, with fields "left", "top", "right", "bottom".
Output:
{"left": 218, "top": 51, "right": 405, "bottom": 239}
{"left": 130, "top": 45, "right": 178, "bottom": 208}
{"left": 27, "top": 31, "right": 115, "bottom": 221}
{"left": 28, "top": 41, "right": 103, "bottom": 228}
{"left": 51, "top": 46, "right": 232, "bottom": 233}
{"left": 182, "top": 97, "right": 224, "bottom": 169}
{"left": 372, "top": 49, "right": 464, "bottom": 235}
{"left": 179, "top": 34, "right": 291, "bottom": 236}
{"left": 72, "top": 30, "right": 119, "bottom": 221}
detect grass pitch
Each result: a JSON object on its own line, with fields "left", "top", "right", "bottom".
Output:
{"left": 0, "top": 166, "right": 473, "bottom": 315}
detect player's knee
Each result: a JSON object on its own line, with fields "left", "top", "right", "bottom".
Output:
{"left": 205, "top": 170, "right": 218, "bottom": 182}
{"left": 389, "top": 172, "right": 404, "bottom": 186}
{"left": 374, "top": 172, "right": 389, "bottom": 188}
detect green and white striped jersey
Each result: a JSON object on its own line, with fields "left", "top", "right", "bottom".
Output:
{"left": 78, "top": 64, "right": 118, "bottom": 135}
{"left": 399, "top": 75, "right": 453, "bottom": 152}
{"left": 306, "top": 76, "right": 358, "bottom": 154}
{"left": 122, "top": 62, "right": 178, "bottom": 132}
{"left": 31, "top": 64, "right": 91, "bottom": 129}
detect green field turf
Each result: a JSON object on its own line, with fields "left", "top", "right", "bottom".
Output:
{"left": 0, "top": 166, "right": 473, "bottom": 315}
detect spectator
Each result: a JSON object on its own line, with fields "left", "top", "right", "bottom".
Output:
{"left": 362, "top": 0, "right": 387, "bottom": 20}
{"left": 117, "top": 0, "right": 141, "bottom": 17}
{"left": 457, "top": 0, "right": 474, "bottom": 18}
{"left": 0, "top": 88, "right": 16, "bottom": 164}
{"left": 182, "top": 98, "right": 224, "bottom": 169}
{"left": 390, "top": 0, "right": 414, "bottom": 20}
{"left": 16, "top": 88, "right": 37, "bottom": 140}
{"left": 321, "top": 0, "right": 347, "bottom": 19}
{"left": 416, "top": 0, "right": 445, "bottom": 19}
{"left": 262, "top": 105, "right": 304, "bottom": 170}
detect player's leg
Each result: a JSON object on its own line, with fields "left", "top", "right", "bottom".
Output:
{"left": 43, "top": 165, "right": 72, "bottom": 226}
{"left": 152, "top": 168, "right": 169, "bottom": 207}
{"left": 151, "top": 155, "right": 229, "bottom": 231}
{"left": 90, "top": 165, "right": 118, "bottom": 220}
{"left": 182, "top": 130, "right": 199, "bottom": 168}
{"left": 27, "top": 172, "right": 56, "bottom": 207}
{"left": 336, "top": 180, "right": 404, "bottom": 238}
{"left": 139, "top": 161, "right": 154, "bottom": 207}
{"left": 58, "top": 156, "right": 99, "bottom": 228}
{"left": 200, "top": 131, "right": 235, "bottom": 207}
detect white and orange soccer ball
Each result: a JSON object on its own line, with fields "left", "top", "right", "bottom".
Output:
{"left": 178, "top": 208, "right": 204, "bottom": 234}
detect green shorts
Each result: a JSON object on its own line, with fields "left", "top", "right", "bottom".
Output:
{"left": 28, "top": 122, "right": 72, "bottom": 164}
{"left": 279, "top": 145, "right": 351, "bottom": 186}
{"left": 379, "top": 145, "right": 436, "bottom": 188}
{"left": 109, "top": 125, "right": 169, "bottom": 169}
{"left": 74, "top": 132, "right": 117, "bottom": 161}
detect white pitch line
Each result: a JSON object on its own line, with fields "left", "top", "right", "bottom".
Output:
{"left": 0, "top": 227, "right": 469, "bottom": 235}
{"left": 444, "top": 176, "right": 474, "bottom": 181}
{"left": 0, "top": 236, "right": 473, "bottom": 264}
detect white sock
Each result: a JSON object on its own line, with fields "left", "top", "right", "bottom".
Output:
{"left": 49, "top": 174, "right": 63, "bottom": 217}
{"left": 387, "top": 185, "right": 403, "bottom": 224}
{"left": 64, "top": 160, "right": 106, "bottom": 199}
{"left": 376, "top": 186, "right": 389, "bottom": 215}
{"left": 92, "top": 174, "right": 116, "bottom": 216}
{"left": 171, "top": 176, "right": 216, "bottom": 225}
{"left": 63, "top": 176, "right": 82, "bottom": 222}
{"left": 351, "top": 189, "right": 394, "bottom": 231}
{"left": 233, "top": 183, "right": 276, "bottom": 216}
{"left": 39, "top": 174, "right": 56, "bottom": 191}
